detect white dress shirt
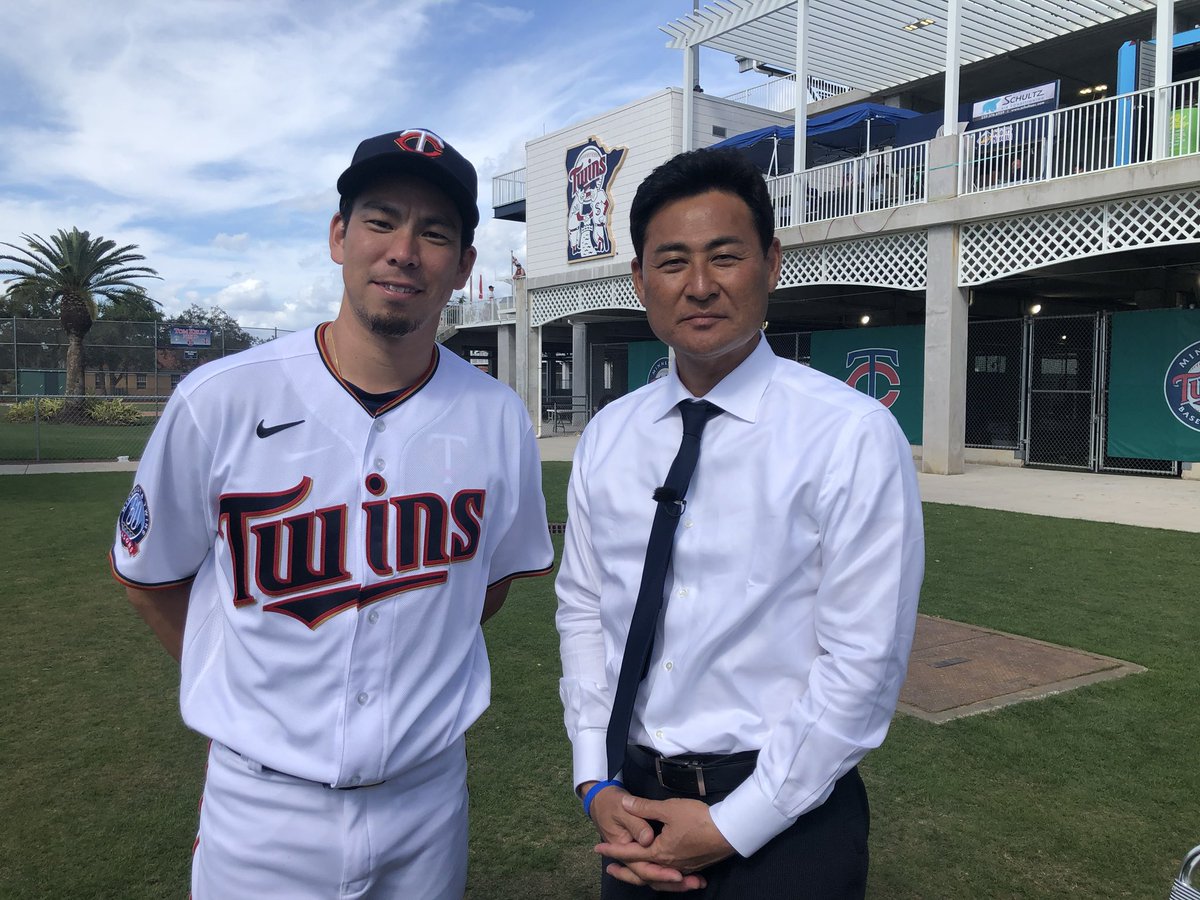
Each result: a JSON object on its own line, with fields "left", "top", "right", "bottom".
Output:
{"left": 556, "top": 334, "right": 924, "bottom": 856}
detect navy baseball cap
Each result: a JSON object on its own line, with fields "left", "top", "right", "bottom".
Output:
{"left": 336, "top": 128, "right": 480, "bottom": 239}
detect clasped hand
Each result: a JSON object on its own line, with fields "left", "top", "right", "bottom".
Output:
{"left": 589, "top": 786, "right": 736, "bottom": 891}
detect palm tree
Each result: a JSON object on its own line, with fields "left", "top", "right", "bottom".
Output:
{"left": 0, "top": 228, "right": 160, "bottom": 406}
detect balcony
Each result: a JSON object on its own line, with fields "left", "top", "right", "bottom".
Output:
{"left": 723, "top": 74, "right": 853, "bottom": 113}
{"left": 439, "top": 296, "right": 516, "bottom": 336}
{"left": 765, "top": 141, "right": 929, "bottom": 228}
{"left": 492, "top": 167, "right": 526, "bottom": 222}
{"left": 958, "top": 76, "right": 1200, "bottom": 194}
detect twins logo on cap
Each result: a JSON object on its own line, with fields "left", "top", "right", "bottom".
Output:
{"left": 394, "top": 130, "right": 445, "bottom": 158}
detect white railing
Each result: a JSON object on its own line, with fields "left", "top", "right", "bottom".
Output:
{"left": 764, "top": 141, "right": 930, "bottom": 229}
{"left": 440, "top": 296, "right": 516, "bottom": 331}
{"left": 723, "top": 74, "right": 852, "bottom": 112}
{"left": 959, "top": 75, "right": 1200, "bottom": 194}
{"left": 492, "top": 168, "right": 526, "bottom": 207}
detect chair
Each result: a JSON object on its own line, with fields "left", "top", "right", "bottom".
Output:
{"left": 1172, "top": 844, "right": 1200, "bottom": 900}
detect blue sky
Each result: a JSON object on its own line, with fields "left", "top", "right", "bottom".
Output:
{"left": 0, "top": 0, "right": 763, "bottom": 329}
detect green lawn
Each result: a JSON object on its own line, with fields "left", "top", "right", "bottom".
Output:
{"left": 0, "top": 470, "right": 1195, "bottom": 899}
{"left": 0, "top": 420, "right": 154, "bottom": 462}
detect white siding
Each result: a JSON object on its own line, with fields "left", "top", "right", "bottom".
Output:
{"left": 525, "top": 89, "right": 789, "bottom": 286}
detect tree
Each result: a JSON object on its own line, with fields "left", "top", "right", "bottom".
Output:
{"left": 90, "top": 288, "right": 166, "bottom": 394}
{"left": 1, "top": 279, "right": 59, "bottom": 318}
{"left": 0, "top": 228, "right": 160, "bottom": 405}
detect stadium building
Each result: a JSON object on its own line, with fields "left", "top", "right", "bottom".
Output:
{"left": 439, "top": 0, "right": 1200, "bottom": 480}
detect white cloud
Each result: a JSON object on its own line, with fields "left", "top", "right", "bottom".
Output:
{"left": 0, "top": 0, "right": 770, "bottom": 332}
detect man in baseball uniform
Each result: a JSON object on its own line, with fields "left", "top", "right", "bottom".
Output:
{"left": 111, "top": 128, "right": 553, "bottom": 899}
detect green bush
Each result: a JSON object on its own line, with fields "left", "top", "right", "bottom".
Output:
{"left": 5, "top": 397, "right": 65, "bottom": 423}
{"left": 85, "top": 398, "right": 143, "bottom": 426}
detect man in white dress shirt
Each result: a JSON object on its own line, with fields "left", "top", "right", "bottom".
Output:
{"left": 556, "top": 147, "right": 924, "bottom": 898}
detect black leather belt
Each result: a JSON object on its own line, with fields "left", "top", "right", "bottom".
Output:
{"left": 626, "top": 744, "right": 758, "bottom": 798}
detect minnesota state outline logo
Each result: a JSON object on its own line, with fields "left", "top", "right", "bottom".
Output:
{"left": 1164, "top": 340, "right": 1200, "bottom": 432}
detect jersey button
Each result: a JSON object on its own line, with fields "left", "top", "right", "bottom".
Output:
{"left": 684, "top": 519, "right": 694, "bottom": 528}
{"left": 373, "top": 457, "right": 385, "bottom": 470}
{"left": 655, "top": 729, "right": 664, "bottom": 739}
{"left": 664, "top": 661, "right": 673, "bottom": 671}
{"left": 356, "top": 692, "right": 369, "bottom": 706}
{"left": 367, "top": 610, "right": 380, "bottom": 624}
{"left": 374, "top": 420, "right": 386, "bottom": 433}
{"left": 347, "top": 775, "right": 362, "bottom": 786}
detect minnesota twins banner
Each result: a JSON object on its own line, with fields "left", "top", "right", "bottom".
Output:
{"left": 810, "top": 325, "right": 924, "bottom": 444}
{"left": 628, "top": 340, "right": 669, "bottom": 387}
{"left": 1107, "top": 308, "right": 1200, "bottom": 461}
{"left": 565, "top": 136, "right": 626, "bottom": 264}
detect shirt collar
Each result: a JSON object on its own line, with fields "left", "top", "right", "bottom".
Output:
{"left": 648, "top": 332, "right": 774, "bottom": 425}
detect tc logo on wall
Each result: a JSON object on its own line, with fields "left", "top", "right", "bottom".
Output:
{"left": 845, "top": 348, "right": 901, "bottom": 407}
{"left": 1165, "top": 340, "right": 1200, "bottom": 432}
{"left": 565, "top": 136, "right": 626, "bottom": 264}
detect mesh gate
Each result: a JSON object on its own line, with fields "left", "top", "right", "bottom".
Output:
{"left": 1025, "top": 314, "right": 1098, "bottom": 470}
{"left": 966, "top": 318, "right": 1024, "bottom": 450}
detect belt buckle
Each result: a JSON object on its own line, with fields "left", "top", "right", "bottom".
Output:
{"left": 655, "top": 756, "right": 706, "bottom": 798}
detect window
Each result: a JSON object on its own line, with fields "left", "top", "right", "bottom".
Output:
{"left": 93, "top": 373, "right": 104, "bottom": 388}
{"left": 136, "top": 373, "right": 147, "bottom": 389}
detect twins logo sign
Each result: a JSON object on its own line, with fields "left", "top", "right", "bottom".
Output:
{"left": 565, "top": 136, "right": 626, "bottom": 264}
{"left": 845, "top": 348, "right": 901, "bottom": 407}
{"left": 1165, "top": 340, "right": 1200, "bottom": 432}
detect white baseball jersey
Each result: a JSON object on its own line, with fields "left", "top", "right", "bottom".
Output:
{"left": 111, "top": 323, "right": 553, "bottom": 788}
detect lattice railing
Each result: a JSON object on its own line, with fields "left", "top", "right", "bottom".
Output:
{"left": 960, "top": 190, "right": 1200, "bottom": 285}
{"left": 530, "top": 275, "right": 640, "bottom": 327}
{"left": 781, "top": 231, "right": 927, "bottom": 291}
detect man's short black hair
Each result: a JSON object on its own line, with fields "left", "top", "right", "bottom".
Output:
{"left": 629, "top": 148, "right": 774, "bottom": 261}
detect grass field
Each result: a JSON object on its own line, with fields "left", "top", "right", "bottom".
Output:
{"left": 0, "top": 420, "right": 154, "bottom": 462}
{"left": 0, "top": 469, "right": 1196, "bottom": 899}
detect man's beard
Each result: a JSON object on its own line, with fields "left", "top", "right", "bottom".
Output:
{"left": 353, "top": 302, "right": 420, "bottom": 339}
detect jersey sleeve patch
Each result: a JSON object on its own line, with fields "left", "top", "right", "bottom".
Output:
{"left": 118, "top": 484, "right": 151, "bottom": 557}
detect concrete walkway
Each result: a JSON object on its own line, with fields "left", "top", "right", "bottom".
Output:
{"left": 5, "top": 435, "right": 1197, "bottom": 533}
{"left": 537, "top": 434, "right": 1200, "bottom": 533}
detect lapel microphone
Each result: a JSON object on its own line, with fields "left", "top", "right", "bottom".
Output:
{"left": 652, "top": 486, "right": 686, "bottom": 517}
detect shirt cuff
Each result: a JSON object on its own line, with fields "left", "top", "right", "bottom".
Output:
{"left": 708, "top": 776, "right": 798, "bottom": 857}
{"left": 571, "top": 727, "right": 609, "bottom": 792}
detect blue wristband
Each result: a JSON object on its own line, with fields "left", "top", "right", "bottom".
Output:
{"left": 582, "top": 779, "right": 624, "bottom": 818}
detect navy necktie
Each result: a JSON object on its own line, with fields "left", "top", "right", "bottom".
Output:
{"left": 606, "top": 399, "right": 719, "bottom": 779}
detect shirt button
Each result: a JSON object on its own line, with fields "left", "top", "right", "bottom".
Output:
{"left": 684, "top": 519, "right": 694, "bottom": 528}
{"left": 664, "top": 661, "right": 673, "bottom": 671}
{"left": 373, "top": 457, "right": 385, "bottom": 470}
{"left": 368, "top": 610, "right": 380, "bottom": 624}
{"left": 374, "top": 420, "right": 386, "bottom": 433}
{"left": 655, "top": 729, "right": 664, "bottom": 739}
{"left": 356, "top": 692, "right": 369, "bottom": 705}
{"left": 677, "top": 588, "right": 688, "bottom": 598}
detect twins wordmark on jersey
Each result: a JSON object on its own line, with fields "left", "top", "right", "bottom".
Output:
{"left": 119, "top": 471, "right": 487, "bottom": 629}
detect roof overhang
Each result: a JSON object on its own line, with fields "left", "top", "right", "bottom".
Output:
{"left": 662, "top": 0, "right": 1160, "bottom": 96}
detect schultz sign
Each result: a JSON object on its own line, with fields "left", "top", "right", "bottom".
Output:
{"left": 972, "top": 81, "right": 1059, "bottom": 122}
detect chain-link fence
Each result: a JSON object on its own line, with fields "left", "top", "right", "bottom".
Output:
{"left": 0, "top": 394, "right": 166, "bottom": 462}
{"left": 766, "top": 331, "right": 813, "bottom": 364}
{"left": 965, "top": 318, "right": 1024, "bottom": 450}
{"left": 0, "top": 317, "right": 288, "bottom": 463}
{"left": 0, "top": 317, "right": 289, "bottom": 401}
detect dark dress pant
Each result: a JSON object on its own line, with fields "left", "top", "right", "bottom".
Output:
{"left": 600, "top": 761, "right": 869, "bottom": 900}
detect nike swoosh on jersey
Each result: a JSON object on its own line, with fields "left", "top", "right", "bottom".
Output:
{"left": 256, "top": 418, "right": 305, "bottom": 438}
